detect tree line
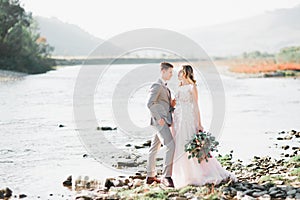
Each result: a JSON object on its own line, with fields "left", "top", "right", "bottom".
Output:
{"left": 0, "top": 0, "right": 55, "bottom": 74}
{"left": 241, "top": 46, "right": 300, "bottom": 63}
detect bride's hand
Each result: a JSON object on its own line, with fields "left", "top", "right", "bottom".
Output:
{"left": 171, "top": 98, "right": 176, "bottom": 107}
{"left": 198, "top": 125, "right": 204, "bottom": 132}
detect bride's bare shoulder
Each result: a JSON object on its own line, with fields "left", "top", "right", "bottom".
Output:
{"left": 190, "top": 83, "right": 197, "bottom": 89}
{"left": 190, "top": 83, "right": 198, "bottom": 93}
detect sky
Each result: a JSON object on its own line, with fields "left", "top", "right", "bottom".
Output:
{"left": 21, "top": 0, "right": 300, "bottom": 39}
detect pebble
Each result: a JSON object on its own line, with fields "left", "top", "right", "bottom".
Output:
{"left": 75, "top": 195, "right": 93, "bottom": 200}
{"left": 143, "top": 140, "right": 151, "bottom": 147}
{"left": 258, "top": 194, "right": 271, "bottom": 200}
{"left": 82, "top": 154, "right": 88, "bottom": 158}
{"left": 171, "top": 197, "right": 188, "bottom": 200}
{"left": 132, "top": 179, "right": 143, "bottom": 188}
{"left": 252, "top": 184, "right": 265, "bottom": 190}
{"left": 184, "top": 192, "right": 194, "bottom": 198}
{"left": 117, "top": 161, "right": 138, "bottom": 168}
{"left": 134, "top": 145, "right": 144, "bottom": 149}
{"left": 284, "top": 135, "right": 293, "bottom": 140}
{"left": 241, "top": 194, "right": 256, "bottom": 200}
{"left": 19, "top": 194, "right": 27, "bottom": 198}
{"left": 168, "top": 192, "right": 179, "bottom": 198}
{"left": 281, "top": 145, "right": 290, "bottom": 150}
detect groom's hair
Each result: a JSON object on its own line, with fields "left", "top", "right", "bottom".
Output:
{"left": 160, "top": 62, "right": 173, "bottom": 71}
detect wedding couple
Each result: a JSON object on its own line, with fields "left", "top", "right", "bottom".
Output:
{"left": 146, "top": 62, "right": 236, "bottom": 188}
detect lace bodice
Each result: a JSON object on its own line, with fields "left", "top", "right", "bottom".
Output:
{"left": 174, "top": 83, "right": 197, "bottom": 138}
{"left": 175, "top": 84, "right": 194, "bottom": 104}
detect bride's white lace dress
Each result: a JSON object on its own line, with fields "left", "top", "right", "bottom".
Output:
{"left": 172, "top": 84, "right": 236, "bottom": 188}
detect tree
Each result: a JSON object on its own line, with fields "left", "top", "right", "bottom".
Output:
{"left": 0, "top": 0, "right": 55, "bottom": 74}
{"left": 276, "top": 46, "right": 300, "bottom": 63}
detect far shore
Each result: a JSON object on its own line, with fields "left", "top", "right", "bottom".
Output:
{"left": 214, "top": 59, "right": 300, "bottom": 78}
{"left": 53, "top": 57, "right": 300, "bottom": 79}
{"left": 53, "top": 57, "right": 199, "bottom": 66}
{"left": 1, "top": 57, "right": 300, "bottom": 79}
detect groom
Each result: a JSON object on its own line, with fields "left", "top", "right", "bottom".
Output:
{"left": 146, "top": 62, "right": 176, "bottom": 188}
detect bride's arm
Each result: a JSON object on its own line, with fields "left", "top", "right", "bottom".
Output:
{"left": 191, "top": 84, "right": 204, "bottom": 131}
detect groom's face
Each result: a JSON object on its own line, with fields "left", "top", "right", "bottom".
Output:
{"left": 162, "top": 68, "right": 173, "bottom": 81}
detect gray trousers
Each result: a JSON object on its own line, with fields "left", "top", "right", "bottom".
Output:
{"left": 147, "top": 124, "right": 175, "bottom": 177}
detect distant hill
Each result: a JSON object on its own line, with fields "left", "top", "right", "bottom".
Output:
{"left": 35, "top": 4, "right": 300, "bottom": 58}
{"left": 184, "top": 5, "right": 300, "bottom": 57}
{"left": 35, "top": 16, "right": 122, "bottom": 57}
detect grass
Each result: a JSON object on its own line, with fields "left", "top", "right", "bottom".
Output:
{"left": 178, "top": 185, "right": 198, "bottom": 195}
{"left": 290, "top": 168, "right": 300, "bottom": 177}
{"left": 288, "top": 155, "right": 300, "bottom": 164}
{"left": 144, "top": 190, "right": 168, "bottom": 200}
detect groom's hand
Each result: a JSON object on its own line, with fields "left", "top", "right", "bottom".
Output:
{"left": 157, "top": 118, "right": 165, "bottom": 126}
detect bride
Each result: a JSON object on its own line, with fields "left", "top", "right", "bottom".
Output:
{"left": 172, "top": 65, "right": 237, "bottom": 188}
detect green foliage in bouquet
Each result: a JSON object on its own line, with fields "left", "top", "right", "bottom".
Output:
{"left": 184, "top": 131, "right": 219, "bottom": 163}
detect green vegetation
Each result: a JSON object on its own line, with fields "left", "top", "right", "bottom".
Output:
{"left": 185, "top": 131, "right": 219, "bottom": 163}
{"left": 239, "top": 46, "right": 300, "bottom": 64}
{"left": 290, "top": 168, "right": 300, "bottom": 177}
{"left": 0, "top": 0, "right": 55, "bottom": 74}
{"left": 276, "top": 46, "right": 300, "bottom": 63}
{"left": 242, "top": 51, "right": 274, "bottom": 59}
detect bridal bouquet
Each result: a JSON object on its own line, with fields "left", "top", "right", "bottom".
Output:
{"left": 184, "top": 131, "right": 219, "bottom": 163}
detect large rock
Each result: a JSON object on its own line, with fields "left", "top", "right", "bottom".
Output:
{"left": 286, "top": 189, "right": 296, "bottom": 196}
{"left": 252, "top": 191, "right": 268, "bottom": 197}
{"left": 104, "top": 178, "right": 115, "bottom": 191}
{"left": 63, "top": 175, "right": 72, "bottom": 187}
{"left": 75, "top": 195, "right": 93, "bottom": 200}
{"left": 117, "top": 161, "right": 138, "bottom": 168}
{"left": 0, "top": 187, "right": 12, "bottom": 198}
{"left": 97, "top": 126, "right": 117, "bottom": 131}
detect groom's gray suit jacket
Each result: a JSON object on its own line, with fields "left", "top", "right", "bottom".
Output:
{"left": 146, "top": 78, "right": 175, "bottom": 177}
{"left": 147, "top": 79, "right": 174, "bottom": 126}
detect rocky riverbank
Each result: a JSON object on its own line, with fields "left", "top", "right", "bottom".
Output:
{"left": 1, "top": 129, "right": 299, "bottom": 199}
{"left": 71, "top": 154, "right": 299, "bottom": 200}
{"left": 70, "top": 130, "right": 299, "bottom": 200}
{"left": 0, "top": 69, "right": 26, "bottom": 82}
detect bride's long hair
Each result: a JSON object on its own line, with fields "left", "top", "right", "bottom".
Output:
{"left": 182, "top": 65, "right": 196, "bottom": 85}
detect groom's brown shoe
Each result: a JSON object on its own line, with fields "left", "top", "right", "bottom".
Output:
{"left": 146, "top": 177, "right": 161, "bottom": 184}
{"left": 160, "top": 177, "right": 174, "bottom": 188}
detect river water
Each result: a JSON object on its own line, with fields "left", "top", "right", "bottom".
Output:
{"left": 0, "top": 64, "right": 299, "bottom": 198}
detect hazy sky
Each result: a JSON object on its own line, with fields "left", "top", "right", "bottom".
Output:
{"left": 21, "top": 0, "right": 300, "bottom": 39}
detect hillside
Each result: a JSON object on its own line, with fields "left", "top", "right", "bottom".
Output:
{"left": 184, "top": 5, "right": 300, "bottom": 56}
{"left": 35, "top": 16, "right": 122, "bottom": 57}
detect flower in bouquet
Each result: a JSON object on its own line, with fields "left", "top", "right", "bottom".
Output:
{"left": 184, "top": 131, "right": 219, "bottom": 163}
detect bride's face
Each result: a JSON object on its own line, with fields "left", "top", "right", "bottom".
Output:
{"left": 178, "top": 71, "right": 183, "bottom": 81}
